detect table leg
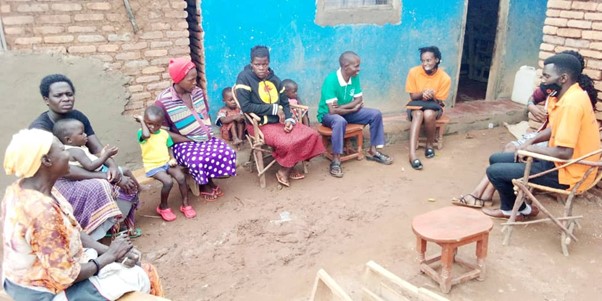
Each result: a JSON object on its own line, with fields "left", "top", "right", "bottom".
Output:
{"left": 416, "top": 236, "right": 427, "bottom": 263}
{"left": 440, "top": 245, "right": 454, "bottom": 293}
{"left": 476, "top": 234, "right": 488, "bottom": 281}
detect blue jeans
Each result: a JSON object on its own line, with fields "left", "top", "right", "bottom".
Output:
{"left": 321, "top": 107, "right": 385, "bottom": 155}
{"left": 486, "top": 152, "right": 568, "bottom": 211}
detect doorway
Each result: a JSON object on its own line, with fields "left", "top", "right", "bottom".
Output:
{"left": 456, "top": 0, "right": 500, "bottom": 102}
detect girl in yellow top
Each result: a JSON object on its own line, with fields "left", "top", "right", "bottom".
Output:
{"left": 135, "top": 105, "right": 192, "bottom": 222}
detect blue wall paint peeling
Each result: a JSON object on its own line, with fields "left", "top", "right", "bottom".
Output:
{"left": 201, "top": 0, "right": 546, "bottom": 119}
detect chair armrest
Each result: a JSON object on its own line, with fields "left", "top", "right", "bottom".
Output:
{"left": 516, "top": 150, "right": 568, "bottom": 163}
{"left": 290, "top": 103, "right": 309, "bottom": 110}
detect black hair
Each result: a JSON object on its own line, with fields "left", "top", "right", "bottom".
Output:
{"left": 40, "top": 74, "right": 75, "bottom": 98}
{"left": 250, "top": 45, "right": 270, "bottom": 61}
{"left": 544, "top": 53, "right": 598, "bottom": 108}
{"left": 144, "top": 105, "right": 165, "bottom": 120}
{"left": 419, "top": 46, "right": 442, "bottom": 66}
{"left": 281, "top": 79, "right": 297, "bottom": 91}
{"left": 52, "top": 118, "right": 82, "bottom": 144}
{"left": 339, "top": 51, "right": 359, "bottom": 67}
{"left": 559, "top": 50, "right": 585, "bottom": 72}
{"left": 221, "top": 87, "right": 232, "bottom": 99}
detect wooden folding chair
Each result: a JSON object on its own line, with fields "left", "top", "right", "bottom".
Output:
{"left": 362, "top": 261, "right": 448, "bottom": 301}
{"left": 309, "top": 269, "right": 352, "bottom": 301}
{"left": 501, "top": 148, "right": 602, "bottom": 256}
{"left": 231, "top": 85, "right": 309, "bottom": 188}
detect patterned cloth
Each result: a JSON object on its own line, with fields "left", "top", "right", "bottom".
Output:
{"left": 247, "top": 123, "right": 324, "bottom": 168}
{"left": 172, "top": 137, "right": 236, "bottom": 185}
{"left": 156, "top": 85, "right": 237, "bottom": 185}
{"left": 2, "top": 181, "right": 83, "bottom": 293}
{"left": 53, "top": 178, "right": 139, "bottom": 234}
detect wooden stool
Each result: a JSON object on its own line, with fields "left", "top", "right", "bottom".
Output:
{"left": 317, "top": 124, "right": 364, "bottom": 162}
{"left": 417, "top": 114, "right": 449, "bottom": 150}
{"left": 411, "top": 206, "right": 493, "bottom": 293}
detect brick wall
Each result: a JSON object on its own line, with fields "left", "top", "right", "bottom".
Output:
{"left": 0, "top": 0, "right": 204, "bottom": 114}
{"left": 539, "top": 0, "right": 602, "bottom": 108}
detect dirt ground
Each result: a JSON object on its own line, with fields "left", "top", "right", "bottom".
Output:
{"left": 132, "top": 127, "right": 602, "bottom": 301}
{"left": 1, "top": 52, "right": 601, "bottom": 300}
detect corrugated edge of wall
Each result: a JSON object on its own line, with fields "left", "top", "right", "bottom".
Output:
{"left": 186, "top": 0, "right": 207, "bottom": 96}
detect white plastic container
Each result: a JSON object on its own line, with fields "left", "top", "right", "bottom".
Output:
{"left": 511, "top": 66, "right": 537, "bottom": 105}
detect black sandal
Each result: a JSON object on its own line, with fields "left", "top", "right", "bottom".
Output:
{"left": 366, "top": 151, "right": 393, "bottom": 165}
{"left": 410, "top": 159, "right": 423, "bottom": 170}
{"left": 329, "top": 161, "right": 344, "bottom": 178}
{"left": 425, "top": 148, "right": 435, "bottom": 158}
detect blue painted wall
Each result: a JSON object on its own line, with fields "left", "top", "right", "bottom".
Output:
{"left": 202, "top": 0, "right": 466, "bottom": 119}
{"left": 201, "top": 0, "right": 547, "bottom": 119}
{"left": 494, "top": 0, "right": 547, "bottom": 99}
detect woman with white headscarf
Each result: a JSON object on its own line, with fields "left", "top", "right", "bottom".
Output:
{"left": 2, "top": 129, "right": 163, "bottom": 300}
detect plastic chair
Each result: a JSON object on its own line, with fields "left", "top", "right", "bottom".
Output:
{"left": 502, "top": 149, "right": 602, "bottom": 256}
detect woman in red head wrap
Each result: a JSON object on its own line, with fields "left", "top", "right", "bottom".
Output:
{"left": 155, "top": 57, "right": 237, "bottom": 201}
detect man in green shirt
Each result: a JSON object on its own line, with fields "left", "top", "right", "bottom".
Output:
{"left": 318, "top": 51, "right": 392, "bottom": 178}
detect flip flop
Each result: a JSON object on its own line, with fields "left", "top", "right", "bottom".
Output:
{"left": 289, "top": 171, "right": 305, "bottom": 180}
{"left": 329, "top": 161, "right": 344, "bottom": 178}
{"left": 179, "top": 205, "right": 197, "bottom": 219}
{"left": 366, "top": 151, "right": 393, "bottom": 165}
{"left": 410, "top": 159, "right": 423, "bottom": 170}
{"left": 276, "top": 172, "right": 290, "bottom": 187}
{"left": 128, "top": 227, "right": 143, "bottom": 238}
{"left": 451, "top": 194, "right": 485, "bottom": 208}
{"left": 425, "top": 148, "right": 435, "bottom": 159}
{"left": 156, "top": 207, "right": 177, "bottom": 222}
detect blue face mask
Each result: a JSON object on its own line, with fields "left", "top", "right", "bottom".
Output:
{"left": 540, "top": 82, "right": 562, "bottom": 96}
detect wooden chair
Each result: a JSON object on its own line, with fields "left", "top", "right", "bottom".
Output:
{"left": 412, "top": 206, "right": 493, "bottom": 293}
{"left": 501, "top": 149, "right": 602, "bottom": 256}
{"left": 309, "top": 269, "right": 352, "bottom": 301}
{"left": 231, "top": 85, "right": 309, "bottom": 188}
{"left": 317, "top": 124, "right": 365, "bottom": 162}
{"left": 362, "top": 261, "right": 448, "bottom": 301}
{"left": 406, "top": 106, "right": 449, "bottom": 150}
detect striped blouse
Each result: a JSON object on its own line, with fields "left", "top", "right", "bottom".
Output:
{"left": 155, "top": 86, "right": 213, "bottom": 142}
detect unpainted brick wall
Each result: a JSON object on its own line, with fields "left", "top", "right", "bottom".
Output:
{"left": 0, "top": 0, "right": 206, "bottom": 114}
{"left": 539, "top": 0, "right": 602, "bottom": 121}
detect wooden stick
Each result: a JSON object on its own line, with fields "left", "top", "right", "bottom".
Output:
{"left": 501, "top": 216, "right": 583, "bottom": 226}
{"left": 122, "top": 0, "right": 139, "bottom": 33}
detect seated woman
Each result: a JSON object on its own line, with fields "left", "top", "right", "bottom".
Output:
{"left": 30, "top": 74, "right": 140, "bottom": 239}
{"left": 405, "top": 46, "right": 451, "bottom": 170}
{"left": 233, "top": 45, "right": 325, "bottom": 187}
{"left": 2, "top": 129, "right": 163, "bottom": 300}
{"left": 155, "top": 57, "right": 237, "bottom": 200}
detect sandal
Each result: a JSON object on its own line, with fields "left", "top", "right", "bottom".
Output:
{"left": 212, "top": 186, "right": 224, "bottom": 197}
{"left": 289, "top": 170, "right": 305, "bottom": 180}
{"left": 451, "top": 194, "right": 486, "bottom": 208}
{"left": 200, "top": 190, "right": 219, "bottom": 201}
{"left": 127, "top": 227, "right": 143, "bottom": 238}
{"left": 425, "top": 148, "right": 435, "bottom": 159}
{"left": 410, "top": 159, "right": 423, "bottom": 170}
{"left": 179, "top": 205, "right": 197, "bottom": 219}
{"left": 366, "top": 151, "right": 393, "bottom": 165}
{"left": 276, "top": 172, "right": 290, "bottom": 187}
{"left": 156, "top": 207, "right": 177, "bottom": 222}
{"left": 329, "top": 161, "right": 344, "bottom": 178}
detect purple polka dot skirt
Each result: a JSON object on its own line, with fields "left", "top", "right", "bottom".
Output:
{"left": 172, "top": 137, "right": 237, "bottom": 185}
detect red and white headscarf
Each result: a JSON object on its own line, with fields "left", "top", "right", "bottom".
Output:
{"left": 168, "top": 57, "right": 196, "bottom": 84}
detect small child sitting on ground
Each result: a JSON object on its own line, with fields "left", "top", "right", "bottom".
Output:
{"left": 282, "top": 79, "right": 310, "bottom": 126}
{"left": 216, "top": 87, "right": 245, "bottom": 149}
{"left": 135, "top": 105, "right": 193, "bottom": 221}
{"left": 53, "top": 118, "right": 140, "bottom": 189}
